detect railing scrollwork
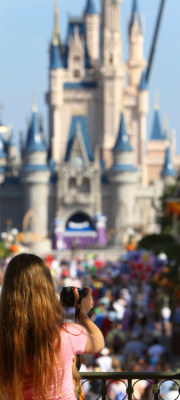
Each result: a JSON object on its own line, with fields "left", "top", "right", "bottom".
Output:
{"left": 79, "top": 371, "right": 180, "bottom": 400}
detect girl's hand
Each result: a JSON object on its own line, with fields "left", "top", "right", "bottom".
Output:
{"left": 73, "top": 287, "right": 93, "bottom": 315}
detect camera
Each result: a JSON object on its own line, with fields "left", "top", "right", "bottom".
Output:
{"left": 60, "top": 286, "right": 88, "bottom": 308}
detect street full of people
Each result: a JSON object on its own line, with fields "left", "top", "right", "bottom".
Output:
{"left": 0, "top": 249, "right": 179, "bottom": 399}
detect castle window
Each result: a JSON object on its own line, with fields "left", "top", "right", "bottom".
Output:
{"left": 74, "top": 55, "right": 80, "bottom": 62}
{"left": 74, "top": 70, "right": 80, "bottom": 78}
{"left": 78, "top": 178, "right": 90, "bottom": 193}
{"left": 69, "top": 177, "right": 77, "bottom": 194}
{"left": 109, "top": 55, "right": 113, "bottom": 64}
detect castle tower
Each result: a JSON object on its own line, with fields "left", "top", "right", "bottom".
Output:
{"left": 127, "top": 0, "right": 146, "bottom": 87}
{"left": 161, "top": 143, "right": 176, "bottom": 186}
{"left": 101, "top": 0, "right": 123, "bottom": 66}
{"left": 0, "top": 134, "right": 7, "bottom": 184}
{"left": 84, "top": 0, "right": 100, "bottom": 64}
{"left": 146, "top": 98, "right": 170, "bottom": 184}
{"left": 5, "top": 128, "right": 20, "bottom": 184}
{"left": 7, "top": 129, "right": 17, "bottom": 163}
{"left": 0, "top": 123, "right": 22, "bottom": 233}
{"left": 108, "top": 113, "right": 138, "bottom": 243}
{"left": 150, "top": 98, "right": 165, "bottom": 141}
{"left": 21, "top": 106, "right": 50, "bottom": 237}
{"left": 99, "top": 0, "right": 125, "bottom": 167}
{"left": 46, "top": 0, "right": 64, "bottom": 164}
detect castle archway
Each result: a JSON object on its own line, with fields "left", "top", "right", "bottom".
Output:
{"left": 65, "top": 211, "right": 96, "bottom": 232}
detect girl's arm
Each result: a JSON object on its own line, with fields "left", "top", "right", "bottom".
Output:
{"left": 74, "top": 287, "right": 105, "bottom": 354}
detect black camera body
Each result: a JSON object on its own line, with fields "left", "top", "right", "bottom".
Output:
{"left": 60, "top": 286, "right": 88, "bottom": 307}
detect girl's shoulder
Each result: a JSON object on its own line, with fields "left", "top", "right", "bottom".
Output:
{"left": 61, "top": 323, "right": 87, "bottom": 354}
{"left": 61, "top": 322, "right": 87, "bottom": 337}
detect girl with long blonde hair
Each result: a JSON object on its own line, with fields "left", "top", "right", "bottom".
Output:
{"left": 0, "top": 253, "right": 104, "bottom": 400}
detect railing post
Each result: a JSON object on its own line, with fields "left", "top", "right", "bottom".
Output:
{"left": 153, "top": 380, "right": 160, "bottom": 400}
{"left": 127, "top": 378, "right": 133, "bottom": 400}
{"left": 101, "top": 377, "right": 107, "bottom": 400}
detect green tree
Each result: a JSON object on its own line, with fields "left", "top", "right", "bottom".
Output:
{"left": 157, "top": 182, "right": 178, "bottom": 234}
{"left": 0, "top": 242, "right": 10, "bottom": 258}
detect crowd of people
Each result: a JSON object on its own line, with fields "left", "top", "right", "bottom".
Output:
{"left": 0, "top": 249, "right": 179, "bottom": 399}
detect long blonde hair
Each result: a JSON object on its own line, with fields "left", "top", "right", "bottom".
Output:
{"left": 0, "top": 253, "right": 64, "bottom": 400}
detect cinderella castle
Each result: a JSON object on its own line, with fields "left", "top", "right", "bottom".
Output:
{"left": 0, "top": 0, "right": 179, "bottom": 250}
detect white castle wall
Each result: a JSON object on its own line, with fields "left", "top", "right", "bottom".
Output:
{"left": 21, "top": 172, "right": 50, "bottom": 237}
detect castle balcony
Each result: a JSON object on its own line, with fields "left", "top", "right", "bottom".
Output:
{"left": 62, "top": 194, "right": 94, "bottom": 205}
{"left": 79, "top": 371, "right": 180, "bottom": 399}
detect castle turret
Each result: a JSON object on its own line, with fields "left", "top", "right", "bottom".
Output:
{"left": 108, "top": 113, "right": 138, "bottom": 243}
{"left": 7, "top": 129, "right": 17, "bottom": 162}
{"left": 0, "top": 134, "right": 7, "bottom": 183}
{"left": 128, "top": 0, "right": 139, "bottom": 34}
{"left": 84, "top": 0, "right": 100, "bottom": 64}
{"left": 67, "top": 23, "right": 86, "bottom": 76}
{"left": 21, "top": 106, "right": 50, "bottom": 237}
{"left": 161, "top": 144, "right": 176, "bottom": 185}
{"left": 99, "top": 0, "right": 125, "bottom": 166}
{"left": 113, "top": 113, "right": 134, "bottom": 157}
{"left": 101, "top": 0, "right": 123, "bottom": 66}
{"left": 146, "top": 98, "right": 171, "bottom": 185}
{"left": 24, "top": 107, "right": 46, "bottom": 154}
{"left": 46, "top": 0, "right": 64, "bottom": 164}
{"left": 50, "top": 0, "right": 62, "bottom": 69}
{"left": 128, "top": 0, "right": 146, "bottom": 87}
{"left": 150, "top": 102, "right": 165, "bottom": 141}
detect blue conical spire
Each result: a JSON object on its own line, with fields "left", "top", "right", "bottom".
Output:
{"left": 111, "top": 113, "right": 136, "bottom": 173}
{"left": 150, "top": 107, "right": 166, "bottom": 140}
{"left": 24, "top": 107, "right": 46, "bottom": 152}
{"left": 50, "top": 1, "right": 63, "bottom": 69}
{"left": 113, "top": 113, "right": 133, "bottom": 153}
{"left": 85, "top": 0, "right": 97, "bottom": 15}
{"left": 162, "top": 146, "right": 176, "bottom": 177}
{"left": 50, "top": 45, "right": 63, "bottom": 69}
{"left": 129, "top": 0, "right": 140, "bottom": 34}
{"left": 139, "top": 69, "right": 148, "bottom": 90}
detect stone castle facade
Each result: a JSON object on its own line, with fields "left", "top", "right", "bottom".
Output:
{"left": 0, "top": 0, "right": 179, "bottom": 249}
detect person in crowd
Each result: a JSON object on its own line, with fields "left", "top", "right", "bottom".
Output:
{"left": 130, "top": 361, "right": 149, "bottom": 400}
{"left": 0, "top": 253, "right": 104, "bottom": 400}
{"left": 122, "top": 334, "right": 147, "bottom": 363}
{"left": 79, "top": 355, "right": 91, "bottom": 397}
{"left": 105, "top": 321, "right": 126, "bottom": 353}
{"left": 113, "top": 294, "right": 127, "bottom": 321}
{"left": 96, "top": 347, "right": 113, "bottom": 372}
{"left": 93, "top": 302, "right": 107, "bottom": 328}
{"left": 108, "top": 356, "right": 127, "bottom": 400}
{"left": 147, "top": 337, "right": 166, "bottom": 366}
{"left": 161, "top": 303, "right": 172, "bottom": 336}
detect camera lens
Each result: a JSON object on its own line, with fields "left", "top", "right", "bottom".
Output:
{"left": 60, "top": 287, "right": 75, "bottom": 307}
{"left": 60, "top": 286, "right": 88, "bottom": 308}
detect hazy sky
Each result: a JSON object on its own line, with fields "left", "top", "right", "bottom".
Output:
{"left": 0, "top": 0, "right": 180, "bottom": 152}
